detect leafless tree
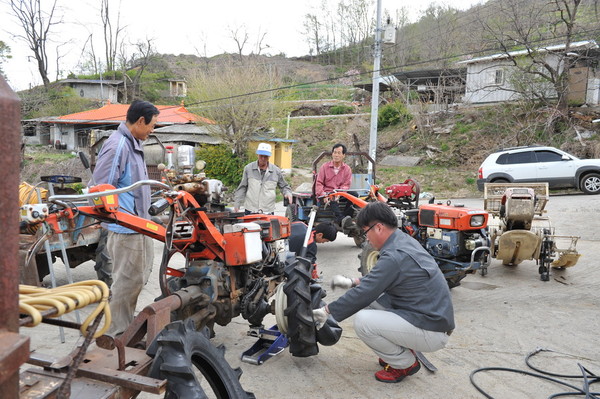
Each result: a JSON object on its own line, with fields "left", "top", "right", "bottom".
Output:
{"left": 187, "top": 57, "right": 283, "bottom": 157}
{"left": 6, "top": 0, "right": 63, "bottom": 88}
{"left": 303, "top": 13, "right": 323, "bottom": 57}
{"left": 128, "top": 37, "right": 156, "bottom": 99}
{"left": 253, "top": 28, "right": 269, "bottom": 56}
{"left": 229, "top": 26, "right": 249, "bottom": 62}
{"left": 101, "top": 0, "right": 124, "bottom": 74}
{"left": 78, "top": 33, "right": 99, "bottom": 75}
{"left": 303, "top": 0, "right": 374, "bottom": 66}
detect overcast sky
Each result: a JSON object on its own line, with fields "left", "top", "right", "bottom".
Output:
{"left": 1, "top": 0, "right": 485, "bottom": 91}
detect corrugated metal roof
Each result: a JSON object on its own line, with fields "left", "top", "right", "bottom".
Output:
{"left": 152, "top": 124, "right": 221, "bottom": 144}
{"left": 53, "top": 103, "right": 214, "bottom": 125}
{"left": 152, "top": 133, "right": 222, "bottom": 144}
{"left": 60, "top": 79, "right": 123, "bottom": 85}
{"left": 153, "top": 124, "right": 211, "bottom": 134}
{"left": 458, "top": 40, "right": 599, "bottom": 65}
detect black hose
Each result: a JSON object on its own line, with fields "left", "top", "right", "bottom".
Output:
{"left": 469, "top": 348, "right": 600, "bottom": 398}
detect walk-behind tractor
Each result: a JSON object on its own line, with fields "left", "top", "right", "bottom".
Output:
{"left": 287, "top": 151, "right": 420, "bottom": 247}
{"left": 359, "top": 200, "right": 491, "bottom": 288}
{"left": 483, "top": 183, "right": 581, "bottom": 281}
{"left": 18, "top": 170, "right": 340, "bottom": 397}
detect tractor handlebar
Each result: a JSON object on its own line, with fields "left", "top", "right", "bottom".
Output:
{"left": 48, "top": 180, "right": 171, "bottom": 205}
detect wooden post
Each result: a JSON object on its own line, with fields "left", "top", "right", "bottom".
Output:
{"left": 0, "top": 76, "right": 31, "bottom": 396}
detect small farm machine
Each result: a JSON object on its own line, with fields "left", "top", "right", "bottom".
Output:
{"left": 17, "top": 150, "right": 339, "bottom": 398}
{"left": 483, "top": 183, "right": 581, "bottom": 281}
{"left": 359, "top": 196, "right": 492, "bottom": 288}
{"left": 287, "top": 151, "right": 420, "bottom": 247}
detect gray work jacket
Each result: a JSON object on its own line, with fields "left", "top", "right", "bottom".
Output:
{"left": 234, "top": 161, "right": 291, "bottom": 213}
{"left": 328, "top": 229, "right": 455, "bottom": 333}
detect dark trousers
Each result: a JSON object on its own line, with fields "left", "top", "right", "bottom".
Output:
{"left": 321, "top": 191, "right": 357, "bottom": 223}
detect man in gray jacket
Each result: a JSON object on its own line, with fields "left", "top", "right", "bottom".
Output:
{"left": 312, "top": 202, "right": 454, "bottom": 383}
{"left": 92, "top": 100, "right": 159, "bottom": 338}
{"left": 234, "top": 143, "right": 292, "bottom": 214}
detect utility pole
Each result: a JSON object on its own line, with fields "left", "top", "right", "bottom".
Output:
{"left": 368, "top": 0, "right": 383, "bottom": 175}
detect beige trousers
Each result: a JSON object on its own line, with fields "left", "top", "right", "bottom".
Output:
{"left": 353, "top": 309, "right": 449, "bottom": 369}
{"left": 106, "top": 231, "right": 154, "bottom": 336}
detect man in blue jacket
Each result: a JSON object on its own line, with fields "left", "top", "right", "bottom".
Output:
{"left": 92, "top": 100, "right": 159, "bottom": 337}
{"left": 312, "top": 202, "right": 454, "bottom": 383}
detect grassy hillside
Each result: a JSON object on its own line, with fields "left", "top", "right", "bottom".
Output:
{"left": 283, "top": 103, "right": 600, "bottom": 199}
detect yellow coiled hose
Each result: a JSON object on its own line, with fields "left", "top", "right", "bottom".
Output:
{"left": 19, "top": 280, "right": 111, "bottom": 338}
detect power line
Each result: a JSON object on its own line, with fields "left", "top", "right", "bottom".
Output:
{"left": 58, "top": 26, "right": 600, "bottom": 128}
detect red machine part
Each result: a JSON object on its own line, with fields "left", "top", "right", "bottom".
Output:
{"left": 418, "top": 203, "right": 489, "bottom": 230}
{"left": 89, "top": 184, "right": 122, "bottom": 212}
{"left": 385, "top": 178, "right": 420, "bottom": 200}
{"left": 240, "top": 214, "right": 291, "bottom": 241}
{"left": 385, "top": 183, "right": 414, "bottom": 199}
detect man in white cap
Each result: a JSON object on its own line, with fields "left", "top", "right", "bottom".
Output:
{"left": 234, "top": 142, "right": 293, "bottom": 214}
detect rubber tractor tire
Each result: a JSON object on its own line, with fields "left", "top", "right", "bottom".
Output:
{"left": 283, "top": 256, "right": 318, "bottom": 357}
{"left": 147, "top": 320, "right": 255, "bottom": 399}
{"left": 309, "top": 283, "right": 342, "bottom": 346}
{"left": 358, "top": 241, "right": 379, "bottom": 276}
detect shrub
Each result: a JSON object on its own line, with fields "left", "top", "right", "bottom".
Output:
{"left": 195, "top": 145, "right": 245, "bottom": 187}
{"left": 378, "top": 101, "right": 412, "bottom": 129}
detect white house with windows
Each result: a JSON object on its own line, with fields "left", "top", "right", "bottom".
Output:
{"left": 459, "top": 40, "right": 600, "bottom": 105}
{"left": 57, "top": 79, "right": 124, "bottom": 103}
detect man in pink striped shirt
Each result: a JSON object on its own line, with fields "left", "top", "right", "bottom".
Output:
{"left": 315, "top": 143, "right": 355, "bottom": 227}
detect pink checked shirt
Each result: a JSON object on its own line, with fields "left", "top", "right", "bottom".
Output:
{"left": 315, "top": 161, "right": 352, "bottom": 197}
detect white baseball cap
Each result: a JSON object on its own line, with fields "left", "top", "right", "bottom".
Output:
{"left": 256, "top": 142, "right": 272, "bottom": 156}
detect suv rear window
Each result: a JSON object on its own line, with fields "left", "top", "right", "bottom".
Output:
{"left": 496, "top": 151, "right": 535, "bottom": 165}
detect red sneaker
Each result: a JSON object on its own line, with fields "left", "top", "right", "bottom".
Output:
{"left": 375, "top": 359, "right": 421, "bottom": 383}
{"left": 378, "top": 358, "right": 388, "bottom": 367}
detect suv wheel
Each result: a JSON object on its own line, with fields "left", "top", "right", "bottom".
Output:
{"left": 492, "top": 178, "right": 509, "bottom": 183}
{"left": 580, "top": 173, "right": 600, "bottom": 195}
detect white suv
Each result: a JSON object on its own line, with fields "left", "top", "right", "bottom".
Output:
{"left": 477, "top": 146, "right": 600, "bottom": 194}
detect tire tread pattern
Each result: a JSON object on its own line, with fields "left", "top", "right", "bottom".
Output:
{"left": 283, "top": 257, "right": 318, "bottom": 357}
{"left": 147, "top": 320, "right": 255, "bottom": 399}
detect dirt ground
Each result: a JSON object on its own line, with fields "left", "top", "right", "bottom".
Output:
{"left": 20, "top": 192, "right": 600, "bottom": 398}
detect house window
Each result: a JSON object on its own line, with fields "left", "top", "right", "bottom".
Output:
{"left": 494, "top": 69, "right": 504, "bottom": 85}
{"left": 23, "top": 124, "right": 36, "bottom": 137}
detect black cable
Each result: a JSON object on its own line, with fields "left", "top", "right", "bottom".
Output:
{"left": 470, "top": 348, "right": 600, "bottom": 398}
{"left": 526, "top": 348, "right": 596, "bottom": 379}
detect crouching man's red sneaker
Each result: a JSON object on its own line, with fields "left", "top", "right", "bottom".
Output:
{"left": 375, "top": 359, "right": 421, "bottom": 383}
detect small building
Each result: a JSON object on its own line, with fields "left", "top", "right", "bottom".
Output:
{"left": 459, "top": 40, "right": 600, "bottom": 105}
{"left": 393, "top": 68, "right": 466, "bottom": 104}
{"left": 56, "top": 78, "right": 124, "bottom": 103}
{"left": 22, "top": 102, "right": 212, "bottom": 150}
{"left": 167, "top": 79, "right": 187, "bottom": 97}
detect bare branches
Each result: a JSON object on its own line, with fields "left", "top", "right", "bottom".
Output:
{"left": 129, "top": 37, "right": 156, "bottom": 98}
{"left": 187, "top": 57, "right": 282, "bottom": 156}
{"left": 229, "top": 26, "right": 249, "bottom": 62}
{"left": 101, "top": 0, "right": 125, "bottom": 73}
{"left": 7, "top": 0, "right": 63, "bottom": 88}
{"left": 302, "top": 0, "right": 374, "bottom": 65}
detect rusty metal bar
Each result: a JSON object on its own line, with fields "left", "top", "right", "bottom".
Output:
{"left": 0, "top": 74, "right": 30, "bottom": 396}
